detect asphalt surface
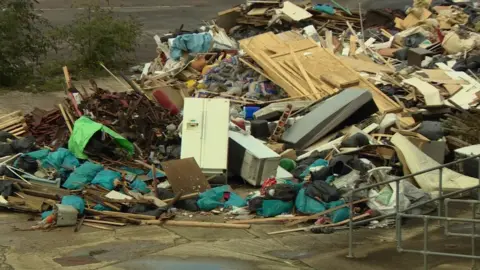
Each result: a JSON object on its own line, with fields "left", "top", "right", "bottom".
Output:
{"left": 35, "top": 0, "right": 408, "bottom": 63}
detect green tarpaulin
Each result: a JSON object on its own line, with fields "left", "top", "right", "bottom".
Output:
{"left": 68, "top": 116, "right": 134, "bottom": 159}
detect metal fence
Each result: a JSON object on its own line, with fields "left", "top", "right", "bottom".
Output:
{"left": 346, "top": 154, "right": 480, "bottom": 269}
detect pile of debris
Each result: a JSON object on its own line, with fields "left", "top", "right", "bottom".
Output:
{"left": 1, "top": 0, "right": 480, "bottom": 233}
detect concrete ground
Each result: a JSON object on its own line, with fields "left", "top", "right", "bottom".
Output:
{"left": 0, "top": 206, "right": 479, "bottom": 270}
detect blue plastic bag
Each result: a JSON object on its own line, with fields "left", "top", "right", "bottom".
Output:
{"left": 91, "top": 170, "right": 121, "bottom": 190}
{"left": 63, "top": 162, "right": 103, "bottom": 189}
{"left": 61, "top": 195, "right": 85, "bottom": 214}
{"left": 129, "top": 179, "right": 151, "bottom": 194}
{"left": 295, "top": 188, "right": 326, "bottom": 214}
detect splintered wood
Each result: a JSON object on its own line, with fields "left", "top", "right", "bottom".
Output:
{"left": 0, "top": 111, "right": 27, "bottom": 137}
{"left": 239, "top": 32, "right": 400, "bottom": 112}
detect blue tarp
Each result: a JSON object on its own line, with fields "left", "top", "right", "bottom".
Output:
{"left": 170, "top": 33, "right": 212, "bottom": 61}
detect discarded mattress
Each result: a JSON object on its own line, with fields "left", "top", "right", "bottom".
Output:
{"left": 281, "top": 89, "right": 377, "bottom": 150}
{"left": 391, "top": 133, "right": 479, "bottom": 193}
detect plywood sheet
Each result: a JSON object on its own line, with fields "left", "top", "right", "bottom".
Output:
{"left": 281, "top": 1, "right": 312, "bottom": 21}
{"left": 339, "top": 56, "right": 395, "bottom": 74}
{"left": 161, "top": 158, "right": 210, "bottom": 194}
{"left": 240, "top": 33, "right": 400, "bottom": 111}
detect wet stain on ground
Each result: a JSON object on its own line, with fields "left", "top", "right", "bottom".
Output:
{"left": 53, "top": 255, "right": 100, "bottom": 267}
{"left": 266, "top": 249, "right": 317, "bottom": 260}
{"left": 53, "top": 240, "right": 173, "bottom": 267}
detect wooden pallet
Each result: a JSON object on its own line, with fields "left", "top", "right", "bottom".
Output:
{"left": 0, "top": 111, "right": 27, "bottom": 137}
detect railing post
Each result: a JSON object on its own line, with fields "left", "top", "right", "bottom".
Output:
{"left": 396, "top": 179, "right": 401, "bottom": 251}
{"left": 424, "top": 216, "right": 429, "bottom": 270}
{"left": 472, "top": 202, "right": 477, "bottom": 270}
{"left": 438, "top": 167, "right": 444, "bottom": 226}
{"left": 347, "top": 191, "right": 354, "bottom": 258}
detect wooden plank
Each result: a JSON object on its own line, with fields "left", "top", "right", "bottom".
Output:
{"left": 259, "top": 51, "right": 312, "bottom": 99}
{"left": 0, "top": 111, "right": 22, "bottom": 122}
{"left": 161, "top": 157, "right": 210, "bottom": 194}
{"left": 283, "top": 60, "right": 337, "bottom": 96}
{"left": 85, "top": 208, "right": 156, "bottom": 220}
{"left": 142, "top": 220, "right": 250, "bottom": 229}
{"left": 247, "top": 7, "right": 269, "bottom": 16}
{"left": 444, "top": 84, "right": 463, "bottom": 95}
{"left": 281, "top": 61, "right": 331, "bottom": 98}
{"left": 288, "top": 44, "right": 320, "bottom": 99}
{"left": 84, "top": 219, "right": 126, "bottom": 226}
{"left": 349, "top": 35, "right": 357, "bottom": 56}
{"left": 325, "top": 30, "right": 334, "bottom": 52}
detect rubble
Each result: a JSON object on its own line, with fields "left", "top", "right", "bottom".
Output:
{"left": 1, "top": 0, "right": 480, "bottom": 234}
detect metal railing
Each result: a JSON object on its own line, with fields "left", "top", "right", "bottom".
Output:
{"left": 346, "top": 153, "right": 480, "bottom": 269}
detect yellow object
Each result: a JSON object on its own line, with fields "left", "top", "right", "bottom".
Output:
{"left": 186, "top": 80, "right": 197, "bottom": 89}
{"left": 196, "top": 83, "right": 207, "bottom": 89}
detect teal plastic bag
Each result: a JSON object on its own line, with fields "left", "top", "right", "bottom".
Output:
{"left": 93, "top": 204, "right": 113, "bottom": 211}
{"left": 197, "top": 198, "right": 224, "bottom": 211}
{"left": 257, "top": 200, "right": 294, "bottom": 217}
{"left": 197, "top": 186, "right": 246, "bottom": 211}
{"left": 63, "top": 161, "right": 103, "bottom": 189}
{"left": 68, "top": 116, "right": 134, "bottom": 159}
{"left": 91, "top": 170, "right": 121, "bottom": 190}
{"left": 43, "top": 148, "right": 79, "bottom": 169}
{"left": 295, "top": 188, "right": 326, "bottom": 214}
{"left": 129, "top": 179, "right": 151, "bottom": 194}
{"left": 299, "top": 159, "right": 328, "bottom": 181}
{"left": 327, "top": 200, "right": 350, "bottom": 223}
{"left": 61, "top": 195, "right": 85, "bottom": 214}
{"left": 224, "top": 192, "right": 247, "bottom": 208}
{"left": 26, "top": 148, "right": 80, "bottom": 178}
{"left": 26, "top": 149, "right": 50, "bottom": 160}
